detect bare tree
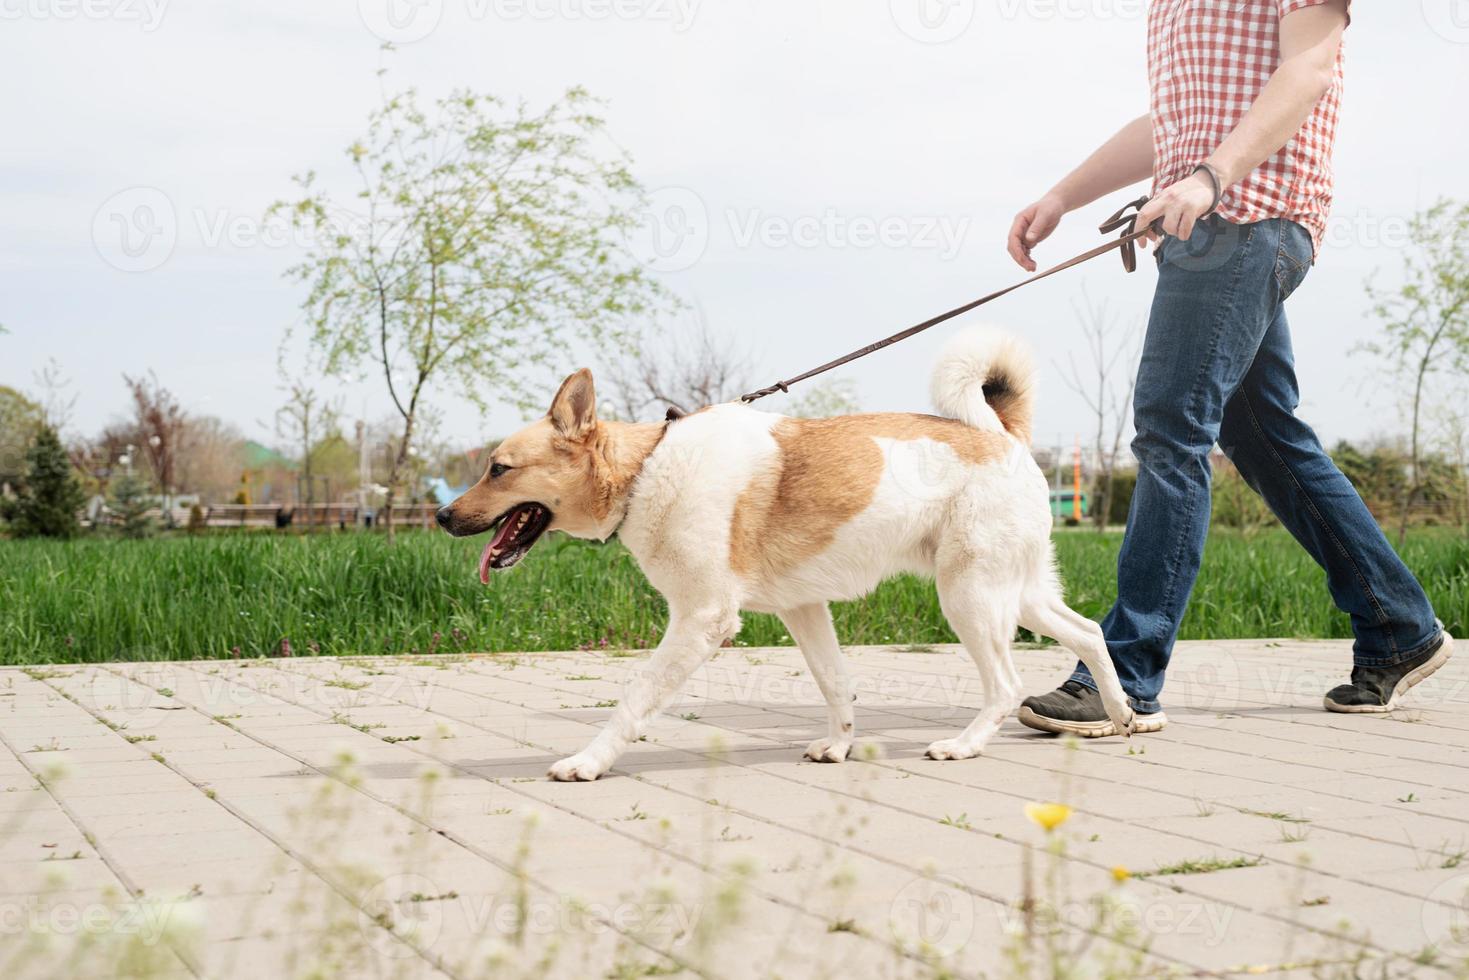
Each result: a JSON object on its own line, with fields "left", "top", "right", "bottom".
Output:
{"left": 1056, "top": 287, "right": 1139, "bottom": 530}
{"left": 68, "top": 422, "right": 140, "bottom": 497}
{"left": 604, "top": 310, "right": 756, "bottom": 419}
{"left": 176, "top": 416, "right": 247, "bottom": 505}
{"left": 124, "top": 373, "right": 187, "bottom": 525}
{"left": 33, "top": 358, "right": 77, "bottom": 433}
{"left": 275, "top": 379, "right": 341, "bottom": 528}
{"left": 605, "top": 310, "right": 861, "bottom": 420}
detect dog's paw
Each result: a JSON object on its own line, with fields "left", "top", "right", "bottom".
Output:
{"left": 924, "top": 738, "right": 979, "bottom": 761}
{"left": 547, "top": 753, "right": 607, "bottom": 782}
{"left": 1105, "top": 705, "right": 1137, "bottom": 738}
{"left": 804, "top": 737, "right": 852, "bottom": 764}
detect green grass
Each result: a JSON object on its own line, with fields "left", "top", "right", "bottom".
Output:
{"left": 0, "top": 527, "right": 1464, "bottom": 665}
{"left": 1136, "top": 855, "right": 1265, "bottom": 878}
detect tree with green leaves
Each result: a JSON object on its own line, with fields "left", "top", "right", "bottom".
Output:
{"left": 272, "top": 83, "right": 665, "bottom": 540}
{"left": 1, "top": 385, "right": 45, "bottom": 493}
{"left": 1363, "top": 199, "right": 1469, "bottom": 545}
{"left": 1, "top": 426, "right": 85, "bottom": 539}
{"left": 109, "top": 472, "right": 155, "bottom": 540}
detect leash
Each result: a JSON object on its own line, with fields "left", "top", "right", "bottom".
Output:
{"left": 740, "top": 195, "right": 1155, "bottom": 404}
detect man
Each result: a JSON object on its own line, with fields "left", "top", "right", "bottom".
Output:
{"left": 1009, "top": 0, "right": 1452, "bottom": 736}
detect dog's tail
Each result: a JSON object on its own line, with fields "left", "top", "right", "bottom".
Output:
{"left": 930, "top": 326, "right": 1036, "bottom": 443}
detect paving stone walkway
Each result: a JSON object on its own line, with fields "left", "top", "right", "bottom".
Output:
{"left": 1, "top": 640, "right": 1466, "bottom": 979}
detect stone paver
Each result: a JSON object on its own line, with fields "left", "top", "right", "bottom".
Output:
{"left": 1, "top": 640, "right": 1466, "bottom": 978}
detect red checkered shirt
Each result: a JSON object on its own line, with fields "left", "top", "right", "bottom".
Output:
{"left": 1147, "top": 0, "right": 1347, "bottom": 256}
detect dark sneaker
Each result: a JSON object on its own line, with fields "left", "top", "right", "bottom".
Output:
{"left": 1324, "top": 631, "right": 1453, "bottom": 713}
{"left": 1017, "top": 680, "right": 1167, "bottom": 738}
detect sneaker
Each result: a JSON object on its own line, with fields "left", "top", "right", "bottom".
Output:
{"left": 1324, "top": 631, "right": 1453, "bottom": 713}
{"left": 1017, "top": 680, "right": 1168, "bottom": 738}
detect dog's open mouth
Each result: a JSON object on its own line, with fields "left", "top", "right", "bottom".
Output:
{"left": 478, "top": 503, "right": 553, "bottom": 581}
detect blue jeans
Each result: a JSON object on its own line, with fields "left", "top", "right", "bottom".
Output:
{"left": 1070, "top": 216, "right": 1442, "bottom": 713}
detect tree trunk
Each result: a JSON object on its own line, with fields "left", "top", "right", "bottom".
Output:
{"left": 1398, "top": 354, "right": 1431, "bottom": 548}
{"left": 304, "top": 452, "right": 314, "bottom": 536}
{"left": 382, "top": 412, "right": 416, "bottom": 545}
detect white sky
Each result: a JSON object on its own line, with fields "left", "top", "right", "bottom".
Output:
{"left": 2, "top": 1, "right": 1466, "bottom": 461}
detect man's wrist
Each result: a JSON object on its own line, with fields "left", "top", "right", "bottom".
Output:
{"left": 1202, "top": 155, "right": 1237, "bottom": 190}
{"left": 1191, "top": 163, "right": 1223, "bottom": 211}
{"left": 1044, "top": 185, "right": 1076, "bottom": 214}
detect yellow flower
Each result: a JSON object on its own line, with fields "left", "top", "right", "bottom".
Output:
{"left": 1110, "top": 865, "right": 1130, "bottom": 883}
{"left": 1023, "top": 802, "right": 1072, "bottom": 832}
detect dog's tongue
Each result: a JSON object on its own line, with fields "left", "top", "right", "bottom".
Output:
{"left": 478, "top": 513, "right": 523, "bottom": 584}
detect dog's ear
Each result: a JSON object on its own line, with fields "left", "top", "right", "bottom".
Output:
{"left": 548, "top": 368, "right": 597, "bottom": 440}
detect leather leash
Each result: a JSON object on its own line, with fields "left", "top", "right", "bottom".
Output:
{"left": 740, "top": 195, "right": 1155, "bottom": 404}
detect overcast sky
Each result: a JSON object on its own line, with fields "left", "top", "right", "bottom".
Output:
{"left": 2, "top": 1, "right": 1466, "bottom": 462}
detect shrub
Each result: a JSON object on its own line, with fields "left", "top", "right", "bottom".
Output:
{"left": 0, "top": 426, "right": 84, "bottom": 539}
{"left": 1105, "top": 470, "right": 1136, "bottom": 526}
{"left": 109, "top": 473, "right": 155, "bottom": 540}
{"left": 1211, "top": 460, "right": 1276, "bottom": 533}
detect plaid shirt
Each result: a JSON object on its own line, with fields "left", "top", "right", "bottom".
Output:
{"left": 1147, "top": 0, "right": 1347, "bottom": 256}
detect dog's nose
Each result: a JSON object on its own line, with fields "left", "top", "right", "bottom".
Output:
{"left": 434, "top": 506, "right": 453, "bottom": 530}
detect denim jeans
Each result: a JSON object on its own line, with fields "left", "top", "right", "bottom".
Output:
{"left": 1070, "top": 216, "right": 1442, "bottom": 713}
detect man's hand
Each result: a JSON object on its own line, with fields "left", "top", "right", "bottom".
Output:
{"left": 1007, "top": 193, "right": 1067, "bottom": 272}
{"left": 1135, "top": 169, "right": 1216, "bottom": 245}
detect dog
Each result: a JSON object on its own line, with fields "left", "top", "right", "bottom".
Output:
{"left": 436, "top": 327, "right": 1136, "bottom": 781}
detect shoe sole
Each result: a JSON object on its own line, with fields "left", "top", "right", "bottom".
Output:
{"left": 1017, "top": 706, "right": 1168, "bottom": 738}
{"left": 1324, "top": 633, "right": 1453, "bottom": 714}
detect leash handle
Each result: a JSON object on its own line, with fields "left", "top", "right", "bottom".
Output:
{"left": 740, "top": 195, "right": 1153, "bottom": 405}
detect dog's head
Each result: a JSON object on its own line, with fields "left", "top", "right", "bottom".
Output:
{"left": 436, "top": 369, "right": 613, "bottom": 581}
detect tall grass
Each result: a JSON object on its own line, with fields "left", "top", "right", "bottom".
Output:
{"left": 1, "top": 528, "right": 1464, "bottom": 665}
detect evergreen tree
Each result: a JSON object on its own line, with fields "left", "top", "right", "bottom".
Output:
{"left": 1, "top": 426, "right": 84, "bottom": 539}
{"left": 109, "top": 472, "right": 155, "bottom": 540}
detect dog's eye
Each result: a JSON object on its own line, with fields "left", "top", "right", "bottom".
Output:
{"left": 490, "top": 463, "right": 510, "bottom": 479}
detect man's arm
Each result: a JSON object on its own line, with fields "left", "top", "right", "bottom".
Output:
{"left": 1136, "top": 0, "right": 1349, "bottom": 242}
{"left": 1007, "top": 114, "right": 1153, "bottom": 272}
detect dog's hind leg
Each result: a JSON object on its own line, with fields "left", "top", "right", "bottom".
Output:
{"left": 779, "top": 603, "right": 855, "bottom": 763}
{"left": 925, "top": 569, "right": 1022, "bottom": 760}
{"left": 549, "top": 602, "right": 739, "bottom": 781}
{"left": 1018, "top": 586, "right": 1136, "bottom": 737}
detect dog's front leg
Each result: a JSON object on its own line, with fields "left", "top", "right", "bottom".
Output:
{"left": 779, "top": 603, "right": 856, "bottom": 763}
{"left": 549, "top": 606, "right": 736, "bottom": 781}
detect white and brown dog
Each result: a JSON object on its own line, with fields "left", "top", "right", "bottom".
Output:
{"left": 437, "top": 328, "right": 1136, "bottom": 780}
